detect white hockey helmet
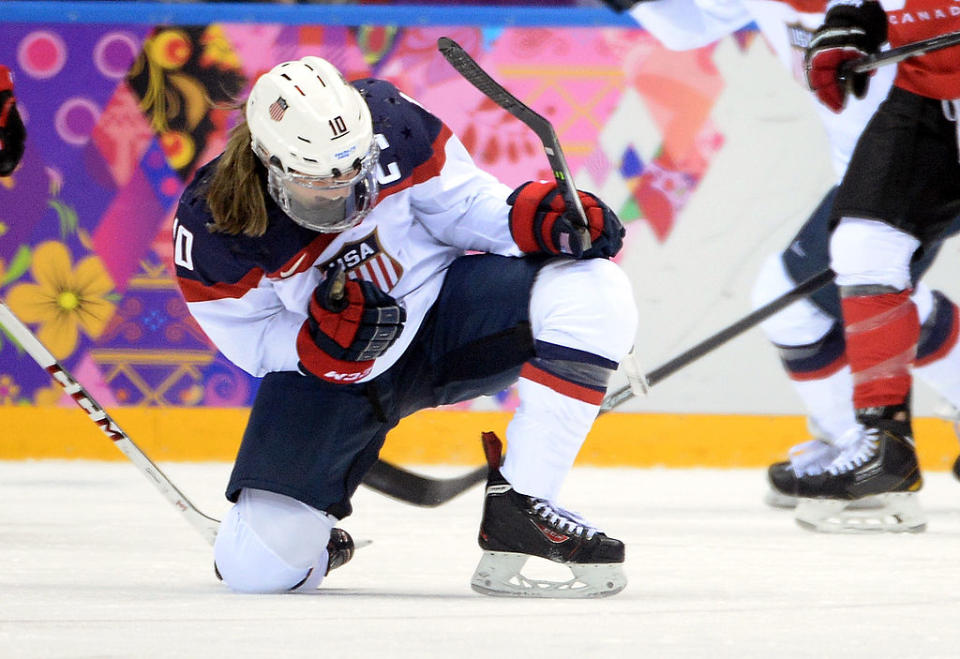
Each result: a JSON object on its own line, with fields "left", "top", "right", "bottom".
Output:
{"left": 246, "top": 56, "right": 380, "bottom": 233}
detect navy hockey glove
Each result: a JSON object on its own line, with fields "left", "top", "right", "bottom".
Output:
{"left": 0, "top": 65, "right": 26, "bottom": 177}
{"left": 508, "top": 181, "right": 625, "bottom": 259}
{"left": 296, "top": 264, "right": 406, "bottom": 383}
{"left": 805, "top": 0, "right": 887, "bottom": 113}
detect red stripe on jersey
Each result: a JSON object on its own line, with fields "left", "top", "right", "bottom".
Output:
{"left": 841, "top": 290, "right": 919, "bottom": 409}
{"left": 177, "top": 267, "right": 264, "bottom": 303}
{"left": 520, "top": 363, "right": 605, "bottom": 405}
{"left": 377, "top": 124, "right": 452, "bottom": 201}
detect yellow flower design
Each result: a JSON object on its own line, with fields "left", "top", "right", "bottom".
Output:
{"left": 0, "top": 375, "right": 20, "bottom": 405}
{"left": 6, "top": 241, "right": 116, "bottom": 359}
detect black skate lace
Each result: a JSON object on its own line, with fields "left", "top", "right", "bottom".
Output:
{"left": 530, "top": 499, "right": 599, "bottom": 539}
{"left": 827, "top": 428, "right": 879, "bottom": 475}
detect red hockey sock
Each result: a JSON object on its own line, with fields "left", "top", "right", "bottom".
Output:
{"left": 841, "top": 290, "right": 918, "bottom": 409}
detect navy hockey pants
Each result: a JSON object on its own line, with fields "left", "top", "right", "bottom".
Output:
{"left": 226, "top": 253, "right": 546, "bottom": 519}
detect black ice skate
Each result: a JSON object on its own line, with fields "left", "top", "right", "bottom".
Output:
{"left": 794, "top": 404, "right": 925, "bottom": 533}
{"left": 765, "top": 428, "right": 881, "bottom": 511}
{"left": 471, "top": 432, "right": 626, "bottom": 598}
{"left": 324, "top": 527, "right": 356, "bottom": 574}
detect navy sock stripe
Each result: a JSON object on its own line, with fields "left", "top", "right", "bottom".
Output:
{"left": 534, "top": 340, "right": 619, "bottom": 370}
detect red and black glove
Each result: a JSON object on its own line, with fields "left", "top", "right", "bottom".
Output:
{"left": 296, "top": 264, "right": 406, "bottom": 383}
{"left": 0, "top": 65, "right": 26, "bottom": 177}
{"left": 507, "top": 181, "right": 625, "bottom": 259}
{"left": 805, "top": 0, "right": 888, "bottom": 113}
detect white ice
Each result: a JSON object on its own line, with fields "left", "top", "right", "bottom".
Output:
{"left": 2, "top": 461, "right": 960, "bottom": 658}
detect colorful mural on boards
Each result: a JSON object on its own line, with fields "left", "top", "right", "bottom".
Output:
{"left": 0, "top": 21, "right": 752, "bottom": 412}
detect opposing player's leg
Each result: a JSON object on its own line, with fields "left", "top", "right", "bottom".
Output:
{"left": 794, "top": 217, "right": 924, "bottom": 533}
{"left": 752, "top": 197, "right": 863, "bottom": 508}
{"left": 755, "top": 185, "right": 960, "bottom": 508}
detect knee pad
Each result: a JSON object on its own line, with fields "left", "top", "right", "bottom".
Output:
{"left": 917, "top": 290, "right": 959, "bottom": 366}
{"left": 830, "top": 218, "right": 921, "bottom": 290}
{"left": 752, "top": 253, "right": 836, "bottom": 346}
{"left": 213, "top": 489, "right": 336, "bottom": 593}
{"left": 529, "top": 258, "right": 638, "bottom": 363}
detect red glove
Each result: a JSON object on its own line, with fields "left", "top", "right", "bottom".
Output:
{"left": 805, "top": 1, "right": 888, "bottom": 113}
{"left": 507, "top": 181, "right": 624, "bottom": 259}
{"left": 296, "top": 264, "right": 406, "bottom": 383}
{"left": 0, "top": 65, "right": 26, "bottom": 176}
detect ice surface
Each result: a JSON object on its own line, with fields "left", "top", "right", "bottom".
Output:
{"left": 2, "top": 461, "right": 960, "bottom": 658}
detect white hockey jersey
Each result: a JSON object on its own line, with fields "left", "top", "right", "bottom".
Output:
{"left": 629, "top": 0, "right": 896, "bottom": 177}
{"left": 174, "top": 79, "right": 522, "bottom": 381}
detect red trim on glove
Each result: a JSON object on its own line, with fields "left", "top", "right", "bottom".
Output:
{"left": 309, "top": 279, "right": 365, "bottom": 350}
{"left": 509, "top": 181, "right": 556, "bottom": 253}
{"left": 296, "top": 324, "right": 374, "bottom": 383}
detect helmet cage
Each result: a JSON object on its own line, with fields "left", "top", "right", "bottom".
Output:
{"left": 257, "top": 140, "right": 381, "bottom": 233}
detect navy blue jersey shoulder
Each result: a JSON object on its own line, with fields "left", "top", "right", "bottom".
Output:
{"left": 175, "top": 158, "right": 320, "bottom": 286}
{"left": 354, "top": 78, "right": 445, "bottom": 192}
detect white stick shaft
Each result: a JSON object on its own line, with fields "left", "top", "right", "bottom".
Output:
{"left": 0, "top": 301, "right": 219, "bottom": 545}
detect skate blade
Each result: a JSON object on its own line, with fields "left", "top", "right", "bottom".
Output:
{"left": 470, "top": 551, "right": 626, "bottom": 599}
{"left": 765, "top": 489, "right": 884, "bottom": 510}
{"left": 795, "top": 493, "right": 926, "bottom": 534}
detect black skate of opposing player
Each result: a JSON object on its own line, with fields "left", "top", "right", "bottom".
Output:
{"left": 793, "top": 403, "right": 925, "bottom": 533}
{"left": 765, "top": 422, "right": 882, "bottom": 511}
{"left": 471, "top": 432, "right": 626, "bottom": 598}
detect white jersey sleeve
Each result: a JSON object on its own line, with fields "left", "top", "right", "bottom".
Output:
{"left": 410, "top": 132, "right": 522, "bottom": 257}
{"left": 628, "top": 0, "right": 754, "bottom": 50}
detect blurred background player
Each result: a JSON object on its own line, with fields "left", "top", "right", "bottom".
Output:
{"left": 604, "top": 0, "right": 960, "bottom": 514}
{"left": 0, "top": 64, "right": 26, "bottom": 176}
{"left": 173, "top": 56, "right": 635, "bottom": 597}
{"left": 790, "top": 0, "right": 960, "bottom": 532}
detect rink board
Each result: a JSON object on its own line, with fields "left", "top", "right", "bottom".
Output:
{"left": 1, "top": 407, "right": 958, "bottom": 471}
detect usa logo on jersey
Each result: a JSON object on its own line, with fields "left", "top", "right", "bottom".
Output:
{"left": 319, "top": 229, "right": 403, "bottom": 291}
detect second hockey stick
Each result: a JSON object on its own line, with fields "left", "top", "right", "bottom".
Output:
{"left": 0, "top": 301, "right": 221, "bottom": 545}
{"left": 600, "top": 268, "right": 835, "bottom": 412}
{"left": 844, "top": 29, "right": 960, "bottom": 74}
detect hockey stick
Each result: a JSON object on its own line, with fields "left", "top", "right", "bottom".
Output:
{"left": 438, "top": 36, "right": 592, "bottom": 250}
{"left": 0, "top": 301, "right": 221, "bottom": 545}
{"left": 600, "top": 268, "right": 836, "bottom": 412}
{"left": 363, "top": 460, "right": 487, "bottom": 507}
{"left": 844, "top": 30, "right": 960, "bottom": 74}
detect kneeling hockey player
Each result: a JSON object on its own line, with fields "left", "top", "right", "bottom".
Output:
{"left": 173, "top": 56, "right": 636, "bottom": 596}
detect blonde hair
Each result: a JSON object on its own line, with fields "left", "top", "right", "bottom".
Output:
{"left": 206, "top": 119, "right": 270, "bottom": 237}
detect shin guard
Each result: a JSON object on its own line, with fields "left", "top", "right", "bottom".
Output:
{"left": 840, "top": 288, "right": 918, "bottom": 409}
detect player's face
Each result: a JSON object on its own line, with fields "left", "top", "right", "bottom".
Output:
{"left": 285, "top": 170, "right": 355, "bottom": 203}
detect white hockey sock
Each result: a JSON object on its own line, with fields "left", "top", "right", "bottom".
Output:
{"left": 501, "top": 376, "right": 602, "bottom": 502}
{"left": 500, "top": 258, "right": 637, "bottom": 502}
{"left": 791, "top": 367, "right": 857, "bottom": 441}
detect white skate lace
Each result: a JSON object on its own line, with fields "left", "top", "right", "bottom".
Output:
{"left": 530, "top": 500, "right": 599, "bottom": 539}
{"left": 788, "top": 438, "right": 839, "bottom": 477}
{"left": 827, "top": 427, "right": 879, "bottom": 475}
